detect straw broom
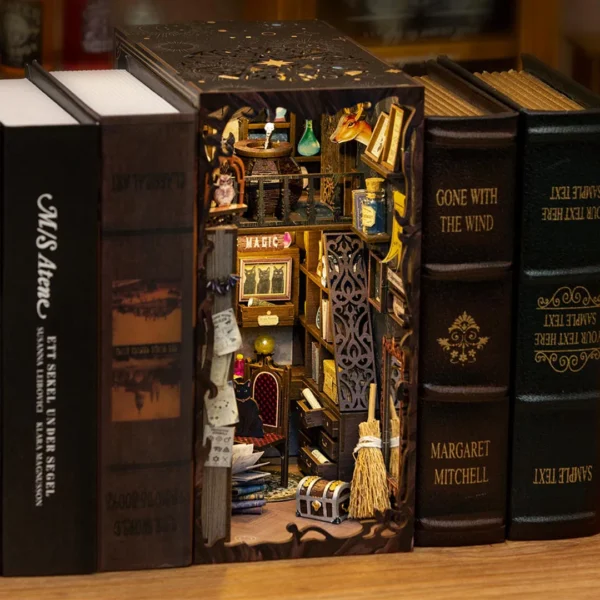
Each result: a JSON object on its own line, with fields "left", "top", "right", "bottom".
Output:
{"left": 349, "top": 383, "right": 391, "bottom": 519}
{"left": 389, "top": 395, "right": 400, "bottom": 481}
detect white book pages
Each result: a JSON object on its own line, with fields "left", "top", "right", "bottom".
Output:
{"left": 51, "top": 69, "right": 179, "bottom": 116}
{"left": 0, "top": 79, "right": 77, "bottom": 127}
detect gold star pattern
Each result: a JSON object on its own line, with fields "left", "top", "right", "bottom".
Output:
{"left": 259, "top": 59, "right": 292, "bottom": 68}
{"left": 345, "top": 70, "right": 363, "bottom": 77}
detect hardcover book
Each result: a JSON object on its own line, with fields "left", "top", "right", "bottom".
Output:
{"left": 444, "top": 55, "right": 600, "bottom": 540}
{"left": 31, "top": 65, "right": 198, "bottom": 569}
{"left": 0, "top": 79, "right": 99, "bottom": 575}
{"left": 115, "top": 20, "right": 424, "bottom": 564}
{"left": 405, "top": 60, "right": 518, "bottom": 546}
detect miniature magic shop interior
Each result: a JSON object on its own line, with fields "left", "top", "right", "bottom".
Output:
{"left": 117, "top": 19, "right": 423, "bottom": 563}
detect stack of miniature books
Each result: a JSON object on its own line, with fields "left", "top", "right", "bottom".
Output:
{"left": 231, "top": 444, "right": 271, "bottom": 515}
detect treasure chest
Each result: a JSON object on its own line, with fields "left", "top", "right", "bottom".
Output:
{"left": 295, "top": 476, "right": 350, "bottom": 524}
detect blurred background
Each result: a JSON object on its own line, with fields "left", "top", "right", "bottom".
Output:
{"left": 1, "top": 0, "right": 600, "bottom": 89}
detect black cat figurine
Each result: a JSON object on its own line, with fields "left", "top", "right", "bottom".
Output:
{"left": 234, "top": 379, "right": 264, "bottom": 438}
{"left": 243, "top": 266, "right": 256, "bottom": 296}
{"left": 257, "top": 267, "right": 271, "bottom": 295}
{"left": 271, "top": 265, "right": 285, "bottom": 295}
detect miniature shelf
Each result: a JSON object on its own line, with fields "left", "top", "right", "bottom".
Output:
{"left": 368, "top": 296, "right": 384, "bottom": 313}
{"left": 351, "top": 225, "right": 391, "bottom": 245}
{"left": 295, "top": 156, "right": 321, "bottom": 163}
{"left": 389, "top": 311, "right": 408, "bottom": 329}
{"left": 299, "top": 314, "right": 335, "bottom": 354}
{"left": 360, "top": 154, "right": 404, "bottom": 179}
{"left": 209, "top": 203, "right": 248, "bottom": 217}
{"left": 299, "top": 264, "right": 328, "bottom": 293}
{"left": 303, "top": 375, "right": 336, "bottom": 410}
{"left": 248, "top": 122, "right": 291, "bottom": 130}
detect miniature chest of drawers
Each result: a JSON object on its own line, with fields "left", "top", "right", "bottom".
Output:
{"left": 296, "top": 388, "right": 366, "bottom": 481}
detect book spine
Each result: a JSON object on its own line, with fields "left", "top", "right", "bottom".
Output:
{"left": 437, "top": 55, "right": 600, "bottom": 540}
{"left": 234, "top": 493, "right": 265, "bottom": 501}
{"left": 415, "top": 115, "right": 517, "bottom": 546}
{"left": 231, "top": 500, "right": 267, "bottom": 510}
{"left": 232, "top": 507, "right": 263, "bottom": 515}
{"left": 232, "top": 484, "right": 267, "bottom": 496}
{"left": 2, "top": 125, "right": 99, "bottom": 575}
{"left": 508, "top": 112, "right": 600, "bottom": 540}
{"left": 98, "top": 117, "right": 196, "bottom": 570}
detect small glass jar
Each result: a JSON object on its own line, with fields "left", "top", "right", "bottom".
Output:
{"left": 362, "top": 177, "right": 386, "bottom": 236}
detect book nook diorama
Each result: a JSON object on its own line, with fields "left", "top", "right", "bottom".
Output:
{"left": 117, "top": 20, "right": 423, "bottom": 564}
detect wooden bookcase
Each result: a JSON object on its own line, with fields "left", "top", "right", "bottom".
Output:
{"left": 295, "top": 227, "right": 367, "bottom": 481}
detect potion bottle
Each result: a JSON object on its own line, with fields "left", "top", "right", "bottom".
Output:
{"left": 297, "top": 120, "right": 321, "bottom": 157}
{"left": 234, "top": 354, "right": 245, "bottom": 379}
{"left": 362, "top": 177, "right": 386, "bottom": 236}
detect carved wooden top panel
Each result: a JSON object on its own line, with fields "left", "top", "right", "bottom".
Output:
{"left": 118, "top": 20, "right": 415, "bottom": 93}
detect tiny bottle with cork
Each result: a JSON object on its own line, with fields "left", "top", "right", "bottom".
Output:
{"left": 362, "top": 177, "right": 386, "bottom": 236}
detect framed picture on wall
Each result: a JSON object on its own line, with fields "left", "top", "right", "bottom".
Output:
{"left": 239, "top": 257, "right": 293, "bottom": 302}
{"left": 364, "top": 111, "right": 389, "bottom": 162}
{"left": 382, "top": 104, "right": 405, "bottom": 171}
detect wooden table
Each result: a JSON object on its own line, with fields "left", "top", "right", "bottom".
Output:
{"left": 3, "top": 534, "right": 600, "bottom": 599}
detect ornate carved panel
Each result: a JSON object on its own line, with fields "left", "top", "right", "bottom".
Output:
{"left": 323, "top": 233, "right": 377, "bottom": 412}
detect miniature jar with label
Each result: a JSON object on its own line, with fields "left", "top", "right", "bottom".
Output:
{"left": 362, "top": 177, "right": 386, "bottom": 236}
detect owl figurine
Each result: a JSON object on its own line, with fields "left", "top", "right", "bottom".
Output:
{"left": 213, "top": 172, "right": 236, "bottom": 207}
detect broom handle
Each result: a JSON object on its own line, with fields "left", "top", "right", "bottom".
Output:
{"left": 368, "top": 383, "right": 377, "bottom": 421}
{"left": 389, "top": 394, "right": 398, "bottom": 420}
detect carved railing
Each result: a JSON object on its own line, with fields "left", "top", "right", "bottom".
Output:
{"left": 235, "top": 171, "right": 362, "bottom": 229}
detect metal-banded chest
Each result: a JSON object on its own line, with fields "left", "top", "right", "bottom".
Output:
{"left": 295, "top": 476, "right": 350, "bottom": 524}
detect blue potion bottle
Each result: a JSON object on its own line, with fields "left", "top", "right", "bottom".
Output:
{"left": 362, "top": 177, "right": 386, "bottom": 236}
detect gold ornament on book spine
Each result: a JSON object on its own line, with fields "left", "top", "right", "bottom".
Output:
{"left": 437, "top": 312, "right": 490, "bottom": 365}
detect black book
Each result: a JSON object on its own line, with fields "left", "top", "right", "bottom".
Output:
{"left": 404, "top": 60, "right": 518, "bottom": 546}
{"left": 32, "top": 64, "right": 197, "bottom": 571}
{"left": 0, "top": 78, "right": 99, "bottom": 575}
{"left": 443, "top": 55, "right": 600, "bottom": 540}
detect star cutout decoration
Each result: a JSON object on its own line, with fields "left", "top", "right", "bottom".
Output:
{"left": 258, "top": 59, "right": 293, "bottom": 68}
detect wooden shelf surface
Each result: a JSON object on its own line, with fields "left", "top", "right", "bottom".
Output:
{"left": 299, "top": 314, "right": 335, "bottom": 354}
{"left": 299, "top": 264, "right": 328, "bottom": 293}
{"left": 3, "top": 535, "right": 600, "bottom": 599}
{"left": 351, "top": 225, "right": 391, "bottom": 245}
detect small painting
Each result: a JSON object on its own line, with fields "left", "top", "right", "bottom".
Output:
{"left": 239, "top": 257, "right": 293, "bottom": 302}
{"left": 382, "top": 104, "right": 405, "bottom": 171}
{"left": 364, "top": 111, "right": 389, "bottom": 162}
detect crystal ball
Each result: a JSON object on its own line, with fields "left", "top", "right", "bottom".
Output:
{"left": 254, "top": 334, "right": 275, "bottom": 356}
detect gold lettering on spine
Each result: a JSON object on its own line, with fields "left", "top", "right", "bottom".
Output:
{"left": 431, "top": 440, "right": 491, "bottom": 486}
{"left": 543, "top": 185, "right": 600, "bottom": 221}
{"left": 534, "top": 286, "right": 600, "bottom": 373}
{"left": 534, "top": 465, "right": 593, "bottom": 484}
{"left": 435, "top": 187, "right": 499, "bottom": 234}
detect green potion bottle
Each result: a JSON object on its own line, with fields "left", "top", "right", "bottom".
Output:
{"left": 298, "top": 119, "right": 320, "bottom": 157}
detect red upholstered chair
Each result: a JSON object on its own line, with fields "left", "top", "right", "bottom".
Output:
{"left": 234, "top": 354, "right": 291, "bottom": 487}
